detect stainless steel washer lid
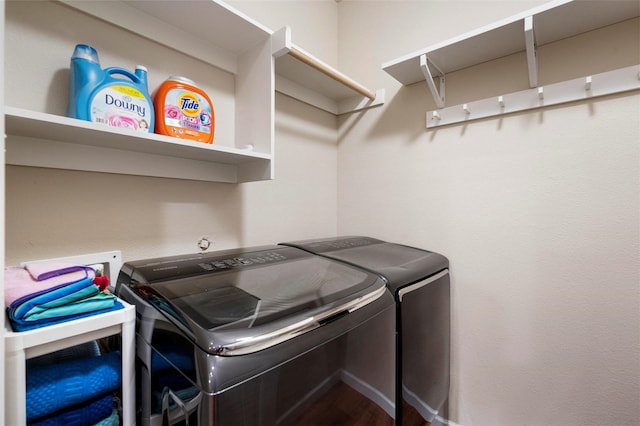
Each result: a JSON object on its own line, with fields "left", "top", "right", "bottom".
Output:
{"left": 280, "top": 236, "right": 449, "bottom": 292}
{"left": 118, "top": 245, "right": 388, "bottom": 355}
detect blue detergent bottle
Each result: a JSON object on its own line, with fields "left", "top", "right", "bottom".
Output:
{"left": 67, "top": 44, "right": 154, "bottom": 133}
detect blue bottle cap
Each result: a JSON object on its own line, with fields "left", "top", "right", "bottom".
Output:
{"left": 72, "top": 44, "right": 99, "bottom": 64}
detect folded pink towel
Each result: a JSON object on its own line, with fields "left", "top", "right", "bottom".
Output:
{"left": 4, "top": 263, "right": 95, "bottom": 307}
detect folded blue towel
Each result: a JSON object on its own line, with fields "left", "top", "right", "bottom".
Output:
{"left": 27, "top": 342, "right": 101, "bottom": 369}
{"left": 26, "top": 351, "right": 121, "bottom": 420}
{"left": 6, "top": 263, "right": 122, "bottom": 331}
{"left": 29, "top": 394, "right": 114, "bottom": 426}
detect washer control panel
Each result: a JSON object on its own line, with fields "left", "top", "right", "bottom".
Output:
{"left": 120, "top": 246, "right": 310, "bottom": 283}
{"left": 198, "top": 251, "right": 288, "bottom": 271}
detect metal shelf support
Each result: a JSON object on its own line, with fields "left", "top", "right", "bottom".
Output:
{"left": 420, "top": 54, "right": 446, "bottom": 108}
{"left": 524, "top": 16, "right": 538, "bottom": 88}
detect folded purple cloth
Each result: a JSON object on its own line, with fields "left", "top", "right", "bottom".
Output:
{"left": 24, "top": 263, "right": 93, "bottom": 281}
{"left": 5, "top": 264, "right": 95, "bottom": 307}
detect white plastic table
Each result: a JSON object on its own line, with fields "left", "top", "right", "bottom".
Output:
{"left": 4, "top": 300, "right": 136, "bottom": 425}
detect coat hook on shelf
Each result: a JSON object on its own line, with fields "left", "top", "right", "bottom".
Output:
{"left": 424, "top": 65, "right": 640, "bottom": 130}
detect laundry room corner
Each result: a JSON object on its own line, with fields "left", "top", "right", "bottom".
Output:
{"left": 335, "top": 1, "right": 640, "bottom": 425}
{"left": 228, "top": 0, "right": 341, "bottom": 247}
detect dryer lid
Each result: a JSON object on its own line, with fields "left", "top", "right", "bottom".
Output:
{"left": 120, "top": 245, "right": 387, "bottom": 355}
{"left": 281, "top": 236, "right": 449, "bottom": 291}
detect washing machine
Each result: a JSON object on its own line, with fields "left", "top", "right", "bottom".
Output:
{"left": 115, "top": 244, "right": 395, "bottom": 425}
{"left": 281, "top": 236, "right": 450, "bottom": 426}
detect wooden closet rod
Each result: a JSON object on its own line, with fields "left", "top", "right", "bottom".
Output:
{"left": 288, "top": 47, "right": 377, "bottom": 101}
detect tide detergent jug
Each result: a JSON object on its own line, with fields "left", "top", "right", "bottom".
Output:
{"left": 67, "top": 44, "right": 154, "bottom": 133}
{"left": 154, "top": 76, "right": 214, "bottom": 143}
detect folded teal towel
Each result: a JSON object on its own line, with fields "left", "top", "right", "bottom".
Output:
{"left": 19, "top": 289, "right": 114, "bottom": 321}
{"left": 10, "top": 302, "right": 123, "bottom": 332}
{"left": 92, "top": 409, "right": 120, "bottom": 426}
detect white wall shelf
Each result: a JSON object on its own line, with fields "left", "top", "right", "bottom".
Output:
{"left": 382, "top": 0, "right": 639, "bottom": 127}
{"left": 5, "top": 0, "right": 275, "bottom": 183}
{"left": 273, "top": 26, "right": 385, "bottom": 115}
{"left": 383, "top": 0, "right": 639, "bottom": 87}
{"left": 4, "top": 0, "right": 386, "bottom": 183}
{"left": 4, "top": 251, "right": 135, "bottom": 426}
{"left": 5, "top": 107, "right": 273, "bottom": 183}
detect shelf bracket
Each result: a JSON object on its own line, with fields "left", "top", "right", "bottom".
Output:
{"left": 272, "top": 25, "right": 292, "bottom": 59}
{"left": 524, "top": 16, "right": 538, "bottom": 88}
{"left": 420, "top": 54, "right": 445, "bottom": 108}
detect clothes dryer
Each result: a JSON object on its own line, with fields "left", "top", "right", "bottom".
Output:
{"left": 281, "top": 236, "right": 450, "bottom": 426}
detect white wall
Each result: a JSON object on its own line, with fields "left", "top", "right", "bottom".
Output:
{"left": 227, "top": 1, "right": 340, "bottom": 248}
{"left": 336, "top": 1, "right": 640, "bottom": 426}
{"left": 228, "top": 0, "right": 339, "bottom": 68}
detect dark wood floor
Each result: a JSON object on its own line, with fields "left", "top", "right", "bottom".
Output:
{"left": 292, "top": 381, "right": 430, "bottom": 426}
{"left": 402, "top": 402, "right": 431, "bottom": 426}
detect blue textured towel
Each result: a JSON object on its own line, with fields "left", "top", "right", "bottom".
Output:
{"left": 26, "top": 351, "right": 121, "bottom": 420}
{"left": 29, "top": 394, "right": 114, "bottom": 426}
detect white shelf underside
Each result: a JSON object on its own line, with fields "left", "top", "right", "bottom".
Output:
{"left": 383, "top": 0, "right": 640, "bottom": 85}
